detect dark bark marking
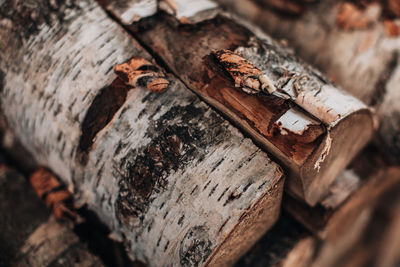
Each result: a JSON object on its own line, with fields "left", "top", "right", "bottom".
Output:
{"left": 211, "top": 158, "right": 224, "bottom": 173}
{"left": 217, "top": 187, "right": 230, "bottom": 202}
{"left": 190, "top": 185, "right": 198, "bottom": 195}
{"left": 218, "top": 217, "right": 230, "bottom": 234}
{"left": 223, "top": 188, "right": 243, "bottom": 206}
{"left": 78, "top": 78, "right": 130, "bottom": 165}
{"left": 178, "top": 214, "right": 185, "bottom": 226}
{"left": 203, "top": 180, "right": 212, "bottom": 191}
{"left": 208, "top": 184, "right": 219, "bottom": 197}
{"left": 115, "top": 103, "right": 230, "bottom": 230}
{"left": 180, "top": 226, "right": 213, "bottom": 267}
{"left": 176, "top": 192, "right": 184, "bottom": 203}
{"left": 164, "top": 240, "right": 170, "bottom": 252}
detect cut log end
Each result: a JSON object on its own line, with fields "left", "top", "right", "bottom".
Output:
{"left": 299, "top": 109, "right": 374, "bottom": 205}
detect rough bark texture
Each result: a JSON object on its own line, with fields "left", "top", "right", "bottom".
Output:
{"left": 0, "top": 0, "right": 285, "bottom": 265}
{"left": 217, "top": 0, "right": 400, "bottom": 164}
{"left": 0, "top": 157, "right": 103, "bottom": 267}
{"left": 100, "top": 0, "right": 374, "bottom": 206}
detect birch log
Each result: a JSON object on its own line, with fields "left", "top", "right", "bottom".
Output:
{"left": 0, "top": 159, "right": 104, "bottom": 267}
{"left": 217, "top": 0, "right": 400, "bottom": 164}
{"left": 0, "top": 0, "right": 285, "bottom": 266}
{"left": 100, "top": 0, "right": 374, "bottom": 205}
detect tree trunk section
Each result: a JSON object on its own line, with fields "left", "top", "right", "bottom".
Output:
{"left": 0, "top": 1, "right": 284, "bottom": 266}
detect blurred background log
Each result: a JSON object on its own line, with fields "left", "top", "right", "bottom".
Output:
{"left": 0, "top": 154, "right": 104, "bottom": 267}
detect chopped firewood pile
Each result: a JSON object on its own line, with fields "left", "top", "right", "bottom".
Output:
{"left": 0, "top": 0, "right": 399, "bottom": 266}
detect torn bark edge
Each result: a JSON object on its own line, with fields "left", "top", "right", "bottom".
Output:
{"left": 104, "top": 0, "right": 220, "bottom": 25}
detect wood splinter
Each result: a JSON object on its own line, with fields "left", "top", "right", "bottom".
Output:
{"left": 212, "top": 49, "right": 289, "bottom": 99}
{"left": 114, "top": 57, "right": 169, "bottom": 93}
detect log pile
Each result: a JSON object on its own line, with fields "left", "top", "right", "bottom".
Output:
{"left": 0, "top": 0, "right": 399, "bottom": 266}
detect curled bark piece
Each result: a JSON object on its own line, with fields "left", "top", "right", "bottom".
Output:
{"left": 30, "top": 167, "right": 77, "bottom": 221}
{"left": 212, "top": 49, "right": 279, "bottom": 95}
{"left": 0, "top": 0, "right": 285, "bottom": 266}
{"left": 109, "top": 0, "right": 374, "bottom": 205}
{"left": 114, "top": 57, "right": 169, "bottom": 92}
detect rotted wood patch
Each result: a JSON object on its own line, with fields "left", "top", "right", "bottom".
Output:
{"left": 115, "top": 98, "right": 229, "bottom": 229}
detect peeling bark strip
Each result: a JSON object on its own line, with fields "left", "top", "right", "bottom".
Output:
{"left": 114, "top": 57, "right": 170, "bottom": 92}
{"left": 216, "top": 0, "right": 400, "bottom": 164}
{"left": 0, "top": 0, "right": 285, "bottom": 266}
{"left": 30, "top": 167, "right": 77, "bottom": 220}
{"left": 103, "top": 0, "right": 374, "bottom": 205}
{"left": 0, "top": 160, "right": 103, "bottom": 267}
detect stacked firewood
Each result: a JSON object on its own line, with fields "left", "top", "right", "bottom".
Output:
{"left": 0, "top": 0, "right": 399, "bottom": 266}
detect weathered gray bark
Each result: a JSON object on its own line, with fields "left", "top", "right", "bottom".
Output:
{"left": 0, "top": 158, "right": 103, "bottom": 267}
{"left": 100, "top": 0, "right": 374, "bottom": 206}
{"left": 0, "top": 0, "right": 284, "bottom": 265}
{"left": 217, "top": 0, "right": 400, "bottom": 164}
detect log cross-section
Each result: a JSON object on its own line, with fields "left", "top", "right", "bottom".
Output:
{"left": 0, "top": 0, "right": 284, "bottom": 266}
{"left": 101, "top": 0, "right": 374, "bottom": 205}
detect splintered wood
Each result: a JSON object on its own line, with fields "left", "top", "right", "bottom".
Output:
{"left": 105, "top": 0, "right": 374, "bottom": 205}
{"left": 0, "top": 0, "right": 285, "bottom": 266}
